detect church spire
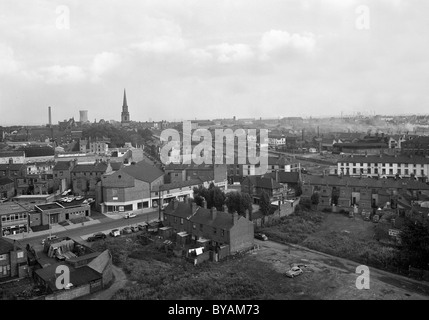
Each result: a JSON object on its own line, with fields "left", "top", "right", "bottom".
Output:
{"left": 123, "top": 89, "right": 128, "bottom": 111}
{"left": 121, "top": 89, "right": 130, "bottom": 124}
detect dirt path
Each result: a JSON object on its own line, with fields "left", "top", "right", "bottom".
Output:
{"left": 90, "top": 265, "right": 129, "bottom": 300}
{"left": 255, "top": 239, "right": 429, "bottom": 299}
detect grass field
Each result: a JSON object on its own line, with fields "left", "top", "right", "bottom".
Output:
{"left": 259, "top": 210, "right": 404, "bottom": 274}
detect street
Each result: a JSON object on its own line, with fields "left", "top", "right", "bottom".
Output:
{"left": 16, "top": 210, "right": 161, "bottom": 248}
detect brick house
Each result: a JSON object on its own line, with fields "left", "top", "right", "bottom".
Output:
{"left": 0, "top": 238, "right": 28, "bottom": 279}
{"left": 53, "top": 160, "right": 76, "bottom": 193}
{"left": 71, "top": 160, "right": 112, "bottom": 197}
{"left": 97, "top": 161, "right": 164, "bottom": 213}
{"left": 163, "top": 200, "right": 254, "bottom": 255}
{"left": 0, "top": 177, "right": 15, "bottom": 199}
{"left": 241, "top": 175, "right": 285, "bottom": 204}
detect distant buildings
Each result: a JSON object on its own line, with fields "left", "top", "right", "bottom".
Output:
{"left": 337, "top": 155, "right": 429, "bottom": 180}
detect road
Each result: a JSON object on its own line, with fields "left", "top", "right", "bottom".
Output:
{"left": 255, "top": 239, "right": 429, "bottom": 299}
{"left": 17, "top": 210, "right": 162, "bottom": 248}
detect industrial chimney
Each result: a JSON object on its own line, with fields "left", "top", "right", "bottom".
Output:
{"left": 48, "top": 106, "right": 52, "bottom": 127}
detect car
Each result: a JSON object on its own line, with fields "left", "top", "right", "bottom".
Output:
{"left": 121, "top": 227, "right": 132, "bottom": 234}
{"left": 110, "top": 229, "right": 120, "bottom": 237}
{"left": 285, "top": 266, "right": 304, "bottom": 278}
{"left": 137, "top": 224, "right": 147, "bottom": 231}
{"left": 75, "top": 196, "right": 84, "bottom": 201}
{"left": 254, "top": 233, "right": 268, "bottom": 241}
{"left": 87, "top": 232, "right": 107, "bottom": 242}
{"left": 41, "top": 235, "right": 58, "bottom": 245}
{"left": 131, "top": 226, "right": 139, "bottom": 233}
{"left": 124, "top": 213, "right": 137, "bottom": 219}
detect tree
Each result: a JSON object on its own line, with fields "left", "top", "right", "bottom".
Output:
{"left": 311, "top": 192, "right": 320, "bottom": 205}
{"left": 400, "top": 217, "right": 429, "bottom": 269}
{"left": 225, "top": 192, "right": 253, "bottom": 216}
{"left": 259, "top": 191, "right": 271, "bottom": 216}
{"left": 295, "top": 184, "right": 303, "bottom": 197}
{"left": 193, "top": 184, "right": 225, "bottom": 210}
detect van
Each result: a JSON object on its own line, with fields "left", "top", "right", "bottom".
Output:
{"left": 110, "top": 229, "right": 120, "bottom": 237}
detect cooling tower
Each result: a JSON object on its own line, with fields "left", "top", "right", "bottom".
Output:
{"left": 80, "top": 110, "right": 88, "bottom": 123}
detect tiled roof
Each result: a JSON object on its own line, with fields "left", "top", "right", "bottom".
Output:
{"left": 0, "top": 163, "right": 25, "bottom": 171}
{"left": 71, "top": 162, "right": 108, "bottom": 173}
{"left": 0, "top": 151, "right": 25, "bottom": 157}
{"left": 164, "top": 201, "right": 241, "bottom": 230}
{"left": 0, "top": 177, "right": 14, "bottom": 186}
{"left": 110, "top": 162, "right": 123, "bottom": 171}
{"left": 242, "top": 176, "right": 283, "bottom": 190}
{"left": 0, "top": 238, "right": 15, "bottom": 254}
{"left": 338, "top": 155, "right": 429, "bottom": 165}
{"left": 53, "top": 161, "right": 72, "bottom": 171}
{"left": 264, "top": 172, "right": 300, "bottom": 184}
{"left": 302, "top": 174, "right": 429, "bottom": 190}
{"left": 122, "top": 161, "right": 164, "bottom": 182}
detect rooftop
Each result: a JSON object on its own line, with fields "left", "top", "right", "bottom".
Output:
{"left": 122, "top": 161, "right": 164, "bottom": 182}
{"left": 338, "top": 155, "right": 429, "bottom": 165}
{"left": 0, "top": 203, "right": 28, "bottom": 214}
{"left": 0, "top": 177, "right": 14, "bottom": 186}
{"left": 0, "top": 238, "right": 16, "bottom": 254}
{"left": 35, "top": 202, "right": 64, "bottom": 211}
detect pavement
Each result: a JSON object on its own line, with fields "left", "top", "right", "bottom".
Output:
{"left": 5, "top": 207, "right": 161, "bottom": 241}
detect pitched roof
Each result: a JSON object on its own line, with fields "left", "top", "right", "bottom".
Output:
{"left": 0, "top": 177, "right": 14, "bottom": 186}
{"left": 302, "top": 174, "right": 429, "bottom": 190}
{"left": 152, "top": 179, "right": 203, "bottom": 192}
{"left": 35, "top": 264, "right": 101, "bottom": 292}
{"left": 0, "top": 238, "right": 15, "bottom": 254}
{"left": 264, "top": 172, "right": 301, "bottom": 184}
{"left": 110, "top": 162, "right": 123, "bottom": 171}
{"left": 71, "top": 162, "right": 108, "bottom": 173}
{"left": 87, "top": 250, "right": 111, "bottom": 274}
{"left": 53, "top": 161, "right": 72, "bottom": 171}
{"left": 0, "top": 163, "right": 25, "bottom": 171}
{"left": 164, "top": 201, "right": 242, "bottom": 230}
{"left": 122, "top": 161, "right": 164, "bottom": 182}
{"left": 338, "top": 155, "right": 429, "bottom": 165}
{"left": 0, "top": 151, "right": 25, "bottom": 158}
{"left": 242, "top": 176, "right": 283, "bottom": 190}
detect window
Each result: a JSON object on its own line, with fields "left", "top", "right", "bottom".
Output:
{"left": 213, "top": 227, "right": 217, "bottom": 235}
{"left": 367, "top": 168, "right": 371, "bottom": 174}
{"left": 0, "top": 254, "right": 6, "bottom": 261}
{"left": 221, "top": 229, "right": 225, "bottom": 237}
{"left": 193, "top": 224, "right": 196, "bottom": 230}
{"left": 1, "top": 216, "right": 5, "bottom": 222}
{"left": 352, "top": 168, "right": 356, "bottom": 174}
{"left": 199, "top": 224, "right": 203, "bottom": 231}
{"left": 398, "top": 169, "right": 401, "bottom": 175}
{"left": 180, "top": 218, "right": 184, "bottom": 225}
{"left": 17, "top": 251, "right": 24, "bottom": 259}
{"left": 389, "top": 169, "right": 393, "bottom": 175}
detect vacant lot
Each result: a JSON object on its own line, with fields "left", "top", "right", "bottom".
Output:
{"left": 259, "top": 210, "right": 404, "bottom": 274}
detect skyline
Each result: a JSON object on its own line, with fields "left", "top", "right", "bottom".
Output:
{"left": 1, "top": 0, "right": 429, "bottom": 125}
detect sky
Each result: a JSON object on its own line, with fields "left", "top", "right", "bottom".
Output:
{"left": 1, "top": 0, "right": 429, "bottom": 126}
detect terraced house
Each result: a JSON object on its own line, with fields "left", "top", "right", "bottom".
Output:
{"left": 163, "top": 200, "right": 254, "bottom": 255}
{"left": 72, "top": 160, "right": 112, "bottom": 198}
{"left": 0, "top": 238, "right": 28, "bottom": 279}
{"left": 336, "top": 155, "right": 429, "bottom": 181}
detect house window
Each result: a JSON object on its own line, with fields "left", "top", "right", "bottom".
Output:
{"left": 174, "top": 217, "right": 177, "bottom": 223}
{"left": 180, "top": 218, "right": 184, "bottom": 225}
{"left": 193, "top": 224, "right": 196, "bottom": 230}
{"left": 221, "top": 229, "right": 225, "bottom": 237}
{"left": 398, "top": 169, "right": 401, "bottom": 175}
{"left": 367, "top": 168, "right": 371, "bottom": 174}
{"left": 0, "top": 254, "right": 6, "bottom": 261}
{"left": 389, "top": 169, "right": 393, "bottom": 175}
{"left": 352, "top": 168, "right": 356, "bottom": 174}
{"left": 17, "top": 251, "right": 24, "bottom": 259}
{"left": 199, "top": 224, "right": 203, "bottom": 231}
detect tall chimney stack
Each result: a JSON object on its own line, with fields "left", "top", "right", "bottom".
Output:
{"left": 48, "top": 106, "right": 52, "bottom": 127}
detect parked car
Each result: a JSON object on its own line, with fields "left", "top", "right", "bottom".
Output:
{"left": 41, "top": 235, "right": 58, "bottom": 245}
{"left": 87, "top": 232, "right": 107, "bottom": 242}
{"left": 254, "top": 233, "right": 268, "bottom": 241}
{"left": 137, "top": 224, "right": 147, "bottom": 231}
{"left": 131, "top": 226, "right": 139, "bottom": 233}
{"left": 110, "top": 229, "right": 120, "bottom": 237}
{"left": 285, "top": 266, "right": 304, "bottom": 278}
{"left": 124, "top": 213, "right": 137, "bottom": 219}
{"left": 121, "top": 227, "right": 132, "bottom": 234}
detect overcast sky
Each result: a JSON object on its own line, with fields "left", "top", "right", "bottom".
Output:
{"left": 1, "top": 0, "right": 428, "bottom": 126}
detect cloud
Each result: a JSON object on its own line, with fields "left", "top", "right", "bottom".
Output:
{"left": 39, "top": 65, "right": 86, "bottom": 84}
{"left": 0, "top": 44, "right": 20, "bottom": 75}
{"left": 90, "top": 51, "right": 123, "bottom": 82}
{"left": 259, "top": 30, "right": 316, "bottom": 60}
{"left": 208, "top": 43, "right": 254, "bottom": 63}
